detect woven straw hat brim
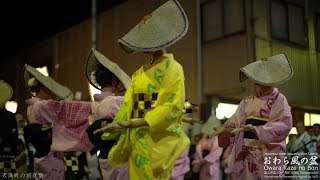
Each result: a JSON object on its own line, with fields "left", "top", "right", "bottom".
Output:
{"left": 22, "top": 64, "right": 73, "bottom": 100}
{"left": 0, "top": 80, "right": 13, "bottom": 107}
{"left": 118, "top": 0, "right": 188, "bottom": 54}
{"left": 239, "top": 54, "right": 293, "bottom": 86}
{"left": 85, "top": 49, "right": 132, "bottom": 90}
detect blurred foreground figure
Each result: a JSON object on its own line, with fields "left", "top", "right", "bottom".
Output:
{"left": 192, "top": 110, "right": 222, "bottom": 180}
{"left": 0, "top": 80, "right": 26, "bottom": 177}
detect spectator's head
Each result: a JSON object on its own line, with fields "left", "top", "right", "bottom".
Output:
{"left": 15, "top": 113, "right": 27, "bottom": 135}
{"left": 288, "top": 134, "right": 296, "bottom": 141}
{"left": 306, "top": 126, "right": 314, "bottom": 136}
{"left": 296, "top": 121, "right": 306, "bottom": 135}
{"left": 313, "top": 123, "right": 320, "bottom": 136}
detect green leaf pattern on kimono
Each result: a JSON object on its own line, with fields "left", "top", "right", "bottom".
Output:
{"left": 154, "top": 68, "right": 164, "bottom": 85}
{"left": 165, "top": 111, "right": 180, "bottom": 122}
{"left": 166, "top": 59, "right": 171, "bottom": 69}
{"left": 167, "top": 93, "right": 176, "bottom": 103}
{"left": 144, "top": 172, "right": 151, "bottom": 180}
{"left": 133, "top": 149, "right": 149, "bottom": 168}
{"left": 147, "top": 83, "right": 157, "bottom": 93}
{"left": 133, "top": 128, "right": 148, "bottom": 148}
{"left": 167, "top": 125, "right": 182, "bottom": 135}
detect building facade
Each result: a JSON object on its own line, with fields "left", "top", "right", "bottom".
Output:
{"left": 201, "top": 0, "right": 320, "bottom": 124}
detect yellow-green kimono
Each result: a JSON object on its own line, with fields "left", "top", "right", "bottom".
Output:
{"left": 105, "top": 53, "right": 190, "bottom": 179}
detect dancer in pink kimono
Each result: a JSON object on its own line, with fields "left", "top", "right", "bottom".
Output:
{"left": 171, "top": 147, "right": 190, "bottom": 180}
{"left": 192, "top": 109, "right": 223, "bottom": 180}
{"left": 85, "top": 49, "right": 129, "bottom": 180}
{"left": 214, "top": 54, "right": 293, "bottom": 180}
{"left": 24, "top": 124, "right": 65, "bottom": 180}
{"left": 22, "top": 65, "right": 73, "bottom": 180}
{"left": 23, "top": 64, "right": 93, "bottom": 152}
{"left": 23, "top": 49, "right": 131, "bottom": 179}
{"left": 192, "top": 136, "right": 222, "bottom": 180}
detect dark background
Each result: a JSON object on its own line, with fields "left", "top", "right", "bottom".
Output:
{"left": 0, "top": 0, "right": 126, "bottom": 59}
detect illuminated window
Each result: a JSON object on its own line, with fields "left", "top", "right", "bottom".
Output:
{"left": 286, "top": 127, "right": 298, "bottom": 144}
{"left": 5, "top": 101, "right": 18, "bottom": 113}
{"left": 36, "top": 66, "right": 49, "bottom": 76}
{"left": 88, "top": 83, "right": 101, "bottom": 101}
{"left": 304, "top": 113, "right": 320, "bottom": 126}
{"left": 216, "top": 103, "right": 238, "bottom": 119}
{"left": 289, "top": 127, "right": 297, "bottom": 135}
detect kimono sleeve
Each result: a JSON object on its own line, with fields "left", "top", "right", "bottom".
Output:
{"left": 144, "top": 63, "right": 185, "bottom": 133}
{"left": 27, "top": 99, "right": 58, "bottom": 124}
{"left": 101, "top": 81, "right": 133, "bottom": 140}
{"left": 122, "top": 79, "right": 134, "bottom": 120}
{"left": 254, "top": 94, "right": 292, "bottom": 144}
{"left": 223, "top": 99, "right": 247, "bottom": 129}
{"left": 91, "top": 96, "right": 123, "bottom": 120}
{"left": 47, "top": 100, "right": 92, "bottom": 129}
{"left": 195, "top": 139, "right": 204, "bottom": 160}
{"left": 101, "top": 104, "right": 128, "bottom": 140}
{"left": 219, "top": 99, "right": 246, "bottom": 147}
{"left": 204, "top": 137, "right": 223, "bottom": 163}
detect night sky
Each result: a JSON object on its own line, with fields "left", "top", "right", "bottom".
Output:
{"left": 0, "top": 0, "right": 126, "bottom": 59}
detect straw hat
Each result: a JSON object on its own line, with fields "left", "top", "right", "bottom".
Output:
{"left": 22, "top": 64, "right": 73, "bottom": 100}
{"left": 239, "top": 54, "right": 293, "bottom": 86}
{"left": 118, "top": 0, "right": 188, "bottom": 53}
{"left": 0, "top": 80, "right": 13, "bottom": 107}
{"left": 85, "top": 49, "right": 132, "bottom": 90}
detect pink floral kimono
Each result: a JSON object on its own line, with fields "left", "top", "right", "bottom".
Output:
{"left": 220, "top": 88, "right": 292, "bottom": 180}
{"left": 192, "top": 136, "right": 222, "bottom": 180}
{"left": 26, "top": 93, "right": 123, "bottom": 151}
{"left": 26, "top": 98, "right": 93, "bottom": 152}
{"left": 27, "top": 91, "right": 127, "bottom": 179}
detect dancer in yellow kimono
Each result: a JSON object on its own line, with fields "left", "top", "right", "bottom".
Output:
{"left": 94, "top": 0, "right": 190, "bottom": 179}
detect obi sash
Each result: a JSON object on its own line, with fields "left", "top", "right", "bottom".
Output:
{"left": 244, "top": 118, "right": 267, "bottom": 139}
{"left": 64, "top": 152, "right": 79, "bottom": 172}
{"left": 131, "top": 93, "right": 158, "bottom": 118}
